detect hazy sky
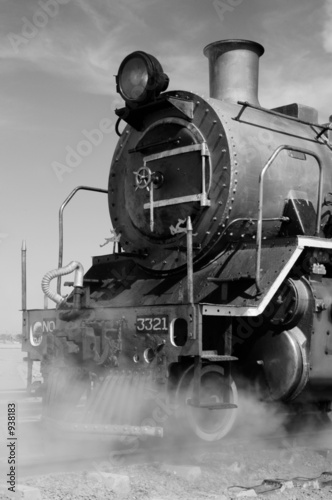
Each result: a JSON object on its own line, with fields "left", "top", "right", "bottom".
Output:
{"left": 1, "top": 0, "right": 332, "bottom": 332}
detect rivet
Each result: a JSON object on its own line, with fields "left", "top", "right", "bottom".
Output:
{"left": 219, "top": 134, "right": 223, "bottom": 138}
{"left": 213, "top": 120, "right": 217, "bottom": 124}
{"left": 205, "top": 109, "right": 209, "bottom": 113}
{"left": 218, "top": 201, "right": 223, "bottom": 205}
{"left": 234, "top": 161, "right": 238, "bottom": 166}
{"left": 213, "top": 217, "right": 217, "bottom": 221}
{"left": 223, "top": 166, "right": 227, "bottom": 170}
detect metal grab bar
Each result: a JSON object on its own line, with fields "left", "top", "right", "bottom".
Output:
{"left": 256, "top": 145, "right": 323, "bottom": 293}
{"left": 57, "top": 186, "right": 108, "bottom": 294}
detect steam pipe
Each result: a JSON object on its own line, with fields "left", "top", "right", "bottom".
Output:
{"left": 203, "top": 39, "right": 264, "bottom": 105}
{"left": 42, "top": 261, "right": 84, "bottom": 306}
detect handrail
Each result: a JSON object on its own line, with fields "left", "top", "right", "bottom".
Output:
{"left": 21, "top": 240, "right": 27, "bottom": 310}
{"left": 57, "top": 186, "right": 108, "bottom": 294}
{"left": 235, "top": 100, "right": 327, "bottom": 130}
{"left": 256, "top": 145, "right": 323, "bottom": 293}
{"left": 186, "top": 216, "right": 194, "bottom": 306}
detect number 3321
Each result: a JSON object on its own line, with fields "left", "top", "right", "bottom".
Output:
{"left": 136, "top": 316, "right": 168, "bottom": 333}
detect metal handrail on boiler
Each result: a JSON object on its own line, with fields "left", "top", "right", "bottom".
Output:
{"left": 57, "top": 186, "right": 108, "bottom": 294}
{"left": 256, "top": 145, "right": 323, "bottom": 293}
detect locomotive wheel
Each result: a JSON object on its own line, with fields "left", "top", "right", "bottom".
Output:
{"left": 175, "top": 364, "right": 238, "bottom": 441}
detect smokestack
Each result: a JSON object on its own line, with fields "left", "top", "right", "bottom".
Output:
{"left": 203, "top": 39, "right": 264, "bottom": 106}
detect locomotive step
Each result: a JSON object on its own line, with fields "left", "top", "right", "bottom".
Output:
{"left": 187, "top": 400, "right": 238, "bottom": 410}
{"left": 201, "top": 351, "right": 238, "bottom": 362}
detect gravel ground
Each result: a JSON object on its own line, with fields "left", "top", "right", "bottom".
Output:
{"left": 1, "top": 441, "right": 331, "bottom": 500}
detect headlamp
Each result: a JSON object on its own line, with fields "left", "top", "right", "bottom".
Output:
{"left": 116, "top": 51, "right": 169, "bottom": 106}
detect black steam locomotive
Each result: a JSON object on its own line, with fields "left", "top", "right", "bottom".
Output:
{"left": 22, "top": 39, "right": 332, "bottom": 441}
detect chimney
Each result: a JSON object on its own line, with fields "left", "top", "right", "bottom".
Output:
{"left": 203, "top": 39, "right": 264, "bottom": 106}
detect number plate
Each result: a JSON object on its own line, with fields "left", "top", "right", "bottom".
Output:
{"left": 136, "top": 315, "right": 168, "bottom": 334}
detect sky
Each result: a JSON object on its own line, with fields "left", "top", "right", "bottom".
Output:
{"left": 1, "top": 0, "right": 332, "bottom": 332}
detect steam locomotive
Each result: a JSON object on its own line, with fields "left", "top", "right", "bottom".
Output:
{"left": 22, "top": 39, "right": 332, "bottom": 441}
